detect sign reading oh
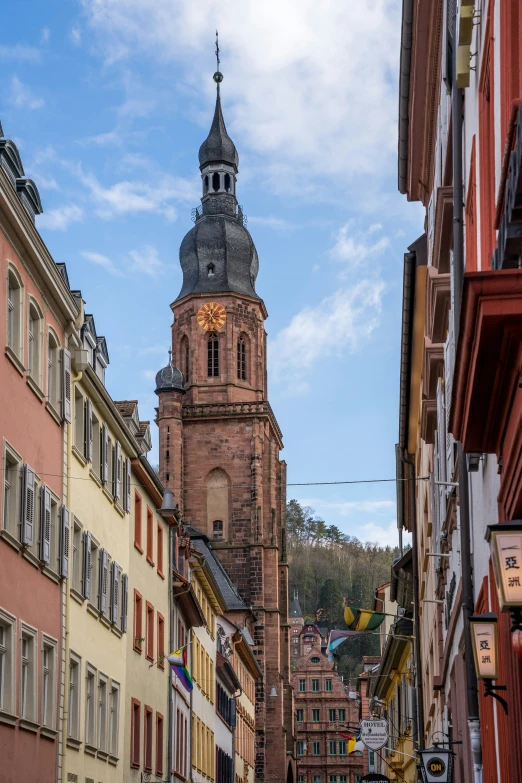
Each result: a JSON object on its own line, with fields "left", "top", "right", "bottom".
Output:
{"left": 359, "top": 719, "right": 388, "bottom": 750}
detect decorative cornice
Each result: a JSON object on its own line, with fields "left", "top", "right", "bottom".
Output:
{"left": 182, "top": 400, "right": 283, "bottom": 447}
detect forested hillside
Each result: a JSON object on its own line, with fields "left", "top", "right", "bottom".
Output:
{"left": 287, "top": 499, "right": 400, "bottom": 679}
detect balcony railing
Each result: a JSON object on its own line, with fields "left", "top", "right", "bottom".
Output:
{"left": 191, "top": 198, "right": 247, "bottom": 227}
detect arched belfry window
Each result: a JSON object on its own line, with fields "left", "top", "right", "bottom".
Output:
{"left": 237, "top": 336, "right": 247, "bottom": 381}
{"left": 204, "top": 175, "right": 209, "bottom": 193}
{"left": 181, "top": 336, "right": 189, "bottom": 384}
{"left": 224, "top": 173, "right": 231, "bottom": 192}
{"left": 212, "top": 172, "right": 220, "bottom": 192}
{"left": 208, "top": 333, "right": 219, "bottom": 377}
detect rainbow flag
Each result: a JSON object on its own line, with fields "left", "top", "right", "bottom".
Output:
{"left": 166, "top": 646, "right": 193, "bottom": 693}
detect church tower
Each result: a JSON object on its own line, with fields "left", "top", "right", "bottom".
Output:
{"left": 155, "top": 60, "right": 294, "bottom": 783}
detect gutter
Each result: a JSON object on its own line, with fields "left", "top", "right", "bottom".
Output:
{"left": 398, "top": 0, "right": 414, "bottom": 194}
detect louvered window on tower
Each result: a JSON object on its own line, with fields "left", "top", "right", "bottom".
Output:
{"left": 208, "top": 334, "right": 219, "bottom": 377}
{"left": 237, "top": 337, "right": 246, "bottom": 381}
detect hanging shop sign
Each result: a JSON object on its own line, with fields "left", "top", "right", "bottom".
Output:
{"left": 361, "top": 775, "right": 391, "bottom": 783}
{"left": 359, "top": 719, "right": 388, "bottom": 750}
{"left": 418, "top": 747, "right": 453, "bottom": 783}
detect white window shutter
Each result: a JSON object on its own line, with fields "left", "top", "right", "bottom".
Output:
{"left": 40, "top": 486, "right": 51, "bottom": 564}
{"left": 60, "top": 506, "right": 70, "bottom": 579}
{"left": 115, "top": 442, "right": 121, "bottom": 501}
{"left": 61, "top": 348, "right": 72, "bottom": 423}
{"left": 85, "top": 399, "right": 93, "bottom": 462}
{"left": 111, "top": 562, "right": 120, "bottom": 625}
{"left": 121, "top": 573, "right": 128, "bottom": 633}
{"left": 102, "top": 423, "right": 109, "bottom": 484}
{"left": 83, "top": 530, "right": 92, "bottom": 599}
{"left": 125, "top": 457, "right": 131, "bottom": 513}
{"left": 99, "top": 549, "right": 109, "bottom": 614}
{"left": 21, "top": 464, "right": 35, "bottom": 547}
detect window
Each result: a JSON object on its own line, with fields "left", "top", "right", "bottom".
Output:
{"left": 298, "top": 777, "right": 306, "bottom": 783}
{"left": 157, "top": 523, "right": 164, "bottom": 576}
{"left": 0, "top": 609, "right": 15, "bottom": 714}
{"left": 146, "top": 602, "right": 154, "bottom": 662}
{"left": 134, "top": 492, "right": 142, "bottom": 552}
{"left": 313, "top": 777, "right": 321, "bottom": 783}
{"left": 131, "top": 698, "right": 141, "bottom": 768}
{"left": 213, "top": 520, "right": 224, "bottom": 541}
{"left": 325, "top": 679, "right": 332, "bottom": 692}
{"left": 91, "top": 413, "right": 100, "bottom": 477}
{"left": 157, "top": 614, "right": 165, "bottom": 670}
{"left": 338, "top": 709, "right": 346, "bottom": 722}
{"left": 156, "top": 713, "right": 164, "bottom": 776}
{"left": 41, "top": 637, "right": 56, "bottom": 728}
{"left": 293, "top": 637, "right": 299, "bottom": 644}
{"left": 20, "top": 625, "right": 37, "bottom": 723}
{"left": 310, "top": 656, "right": 320, "bottom": 663}
{"left": 312, "top": 742, "right": 320, "bottom": 756}
{"left": 85, "top": 665, "right": 96, "bottom": 747}
{"left": 237, "top": 337, "right": 246, "bottom": 380}
{"left": 311, "top": 679, "right": 319, "bottom": 692}
{"left": 339, "top": 741, "right": 347, "bottom": 756}
{"left": 134, "top": 591, "right": 143, "bottom": 653}
{"left": 6, "top": 266, "right": 22, "bottom": 360}
{"left": 47, "top": 330, "right": 60, "bottom": 410}
{"left": 28, "top": 300, "right": 42, "bottom": 387}
{"left": 339, "top": 778, "right": 347, "bottom": 783}
{"left": 204, "top": 175, "right": 209, "bottom": 193}
{"left": 74, "top": 389, "right": 84, "bottom": 453}
{"left": 297, "top": 741, "right": 305, "bottom": 756}
{"left": 97, "top": 673, "right": 108, "bottom": 752}
{"left": 208, "top": 333, "right": 219, "bottom": 377}
{"left": 3, "top": 445, "right": 21, "bottom": 536}
{"left": 182, "top": 336, "right": 189, "bottom": 383}
{"left": 144, "top": 705, "right": 153, "bottom": 771}
{"left": 368, "top": 750, "right": 375, "bottom": 772}
{"left": 299, "top": 679, "right": 306, "bottom": 692}
{"left": 109, "top": 680, "right": 120, "bottom": 759}
{"left": 296, "top": 709, "right": 303, "bottom": 722}
{"left": 224, "top": 173, "right": 231, "bottom": 192}
{"left": 146, "top": 508, "right": 154, "bottom": 564}
{"left": 68, "top": 652, "right": 81, "bottom": 739}
{"left": 87, "top": 535, "right": 99, "bottom": 606}
{"left": 328, "top": 741, "right": 336, "bottom": 755}
{"left": 72, "top": 519, "right": 82, "bottom": 594}
{"left": 312, "top": 709, "right": 320, "bottom": 722}
{"left": 212, "top": 172, "right": 220, "bottom": 191}
{"left": 330, "top": 776, "right": 337, "bottom": 783}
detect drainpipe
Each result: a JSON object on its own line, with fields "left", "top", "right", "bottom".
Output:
{"left": 168, "top": 524, "right": 174, "bottom": 782}
{"left": 451, "top": 10, "right": 482, "bottom": 780}
{"left": 401, "top": 454, "right": 425, "bottom": 761}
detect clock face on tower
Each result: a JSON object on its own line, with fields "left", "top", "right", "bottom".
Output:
{"left": 197, "top": 302, "right": 227, "bottom": 331}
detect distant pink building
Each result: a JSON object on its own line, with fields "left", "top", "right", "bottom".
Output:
{"left": 0, "top": 127, "right": 78, "bottom": 782}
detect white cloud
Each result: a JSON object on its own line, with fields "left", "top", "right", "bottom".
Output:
{"left": 80, "top": 0, "right": 401, "bottom": 193}
{"left": 81, "top": 250, "right": 124, "bottom": 276}
{"left": 248, "top": 216, "right": 298, "bottom": 231}
{"left": 38, "top": 205, "right": 83, "bottom": 231}
{"left": 128, "top": 245, "right": 163, "bottom": 276}
{"left": 0, "top": 45, "right": 42, "bottom": 62}
{"left": 9, "top": 76, "right": 44, "bottom": 110}
{"left": 70, "top": 27, "right": 82, "bottom": 46}
{"left": 269, "top": 278, "right": 385, "bottom": 393}
{"left": 298, "top": 499, "right": 396, "bottom": 518}
{"left": 356, "top": 519, "right": 407, "bottom": 548}
{"left": 330, "top": 221, "right": 390, "bottom": 272}
{"left": 41, "top": 28, "right": 51, "bottom": 44}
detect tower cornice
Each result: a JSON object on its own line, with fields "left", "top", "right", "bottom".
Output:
{"left": 171, "top": 290, "right": 269, "bottom": 320}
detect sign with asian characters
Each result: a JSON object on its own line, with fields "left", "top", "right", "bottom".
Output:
{"left": 359, "top": 719, "right": 388, "bottom": 750}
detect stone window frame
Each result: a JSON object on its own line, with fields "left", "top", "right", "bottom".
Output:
{"left": 0, "top": 606, "right": 17, "bottom": 720}
{"left": 19, "top": 620, "right": 38, "bottom": 728}
{"left": 67, "top": 650, "right": 81, "bottom": 745}
{"left": 41, "top": 632, "right": 58, "bottom": 733}
{"left": 27, "top": 295, "right": 44, "bottom": 394}
{"left": 6, "top": 261, "right": 24, "bottom": 371}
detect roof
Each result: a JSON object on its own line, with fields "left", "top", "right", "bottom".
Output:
{"left": 114, "top": 400, "right": 138, "bottom": 417}
{"left": 186, "top": 526, "right": 247, "bottom": 612}
{"left": 155, "top": 359, "right": 185, "bottom": 395}
{"left": 138, "top": 421, "right": 150, "bottom": 437}
{"left": 289, "top": 595, "right": 303, "bottom": 617}
{"left": 198, "top": 91, "right": 239, "bottom": 171}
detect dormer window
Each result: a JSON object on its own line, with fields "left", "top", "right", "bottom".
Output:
{"left": 207, "top": 263, "right": 215, "bottom": 278}
{"left": 212, "top": 172, "right": 220, "bottom": 192}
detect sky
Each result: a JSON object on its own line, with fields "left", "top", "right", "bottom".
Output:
{"left": 2, "top": 0, "right": 422, "bottom": 547}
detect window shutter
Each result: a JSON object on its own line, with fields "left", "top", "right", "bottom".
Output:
{"left": 85, "top": 398, "right": 93, "bottom": 462}
{"left": 99, "top": 548, "right": 109, "bottom": 613}
{"left": 40, "top": 486, "right": 51, "bottom": 564}
{"left": 121, "top": 573, "right": 129, "bottom": 633}
{"left": 115, "top": 442, "right": 121, "bottom": 501}
{"left": 124, "top": 457, "right": 131, "bottom": 513}
{"left": 230, "top": 698, "right": 237, "bottom": 729}
{"left": 21, "top": 464, "right": 35, "bottom": 547}
{"left": 60, "top": 506, "right": 70, "bottom": 579}
{"left": 83, "top": 530, "right": 92, "bottom": 599}
{"left": 61, "top": 348, "right": 72, "bottom": 422}
{"left": 111, "top": 562, "right": 120, "bottom": 625}
{"left": 102, "top": 424, "right": 109, "bottom": 484}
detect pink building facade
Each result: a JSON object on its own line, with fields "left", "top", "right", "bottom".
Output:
{"left": 0, "top": 129, "right": 78, "bottom": 782}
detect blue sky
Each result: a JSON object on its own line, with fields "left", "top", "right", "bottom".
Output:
{"left": 2, "top": 0, "right": 422, "bottom": 546}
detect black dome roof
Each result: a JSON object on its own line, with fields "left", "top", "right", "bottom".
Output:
{"left": 176, "top": 214, "right": 259, "bottom": 301}
{"left": 154, "top": 359, "right": 185, "bottom": 395}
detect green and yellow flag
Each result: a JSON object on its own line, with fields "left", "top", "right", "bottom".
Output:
{"left": 343, "top": 606, "right": 386, "bottom": 632}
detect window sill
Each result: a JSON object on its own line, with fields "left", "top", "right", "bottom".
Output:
{"left": 22, "top": 548, "right": 41, "bottom": 570}
{"left": 131, "top": 762, "right": 140, "bottom": 770}
{"left": 108, "top": 754, "right": 119, "bottom": 766}
{"left": 42, "top": 565, "right": 60, "bottom": 584}
{"left": 85, "top": 743, "right": 98, "bottom": 756}
{"left": 147, "top": 556, "right": 155, "bottom": 567}
{"left": 90, "top": 469, "right": 102, "bottom": 488}
{"left": 87, "top": 603, "right": 101, "bottom": 619}
{"left": 111, "top": 625, "right": 123, "bottom": 639}
{"left": 0, "top": 528, "right": 21, "bottom": 552}
{"left": 67, "top": 736, "right": 82, "bottom": 751}
{"left": 114, "top": 502, "right": 125, "bottom": 518}
{"left": 27, "top": 375, "right": 45, "bottom": 402}
{"left": 134, "top": 542, "right": 144, "bottom": 555}
{"left": 70, "top": 587, "right": 85, "bottom": 605}
{"left": 133, "top": 645, "right": 143, "bottom": 655}
{"left": 46, "top": 401, "right": 62, "bottom": 425}
{"left": 146, "top": 654, "right": 154, "bottom": 663}
{"left": 102, "top": 487, "right": 115, "bottom": 504}
{"left": 157, "top": 569, "right": 165, "bottom": 580}
{"left": 0, "top": 709, "right": 17, "bottom": 726}
{"left": 100, "top": 614, "right": 111, "bottom": 629}
{"left": 97, "top": 749, "right": 109, "bottom": 761}
{"left": 72, "top": 445, "right": 88, "bottom": 467}
{"left": 40, "top": 726, "right": 58, "bottom": 740}
{"left": 19, "top": 718, "right": 39, "bottom": 733}
{"left": 5, "top": 345, "right": 25, "bottom": 376}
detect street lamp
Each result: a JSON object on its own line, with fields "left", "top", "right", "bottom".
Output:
{"left": 469, "top": 613, "right": 508, "bottom": 714}
{"left": 418, "top": 746, "right": 453, "bottom": 783}
{"left": 486, "top": 522, "right": 522, "bottom": 631}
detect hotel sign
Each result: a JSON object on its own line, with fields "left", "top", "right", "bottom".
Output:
{"left": 360, "top": 719, "right": 388, "bottom": 750}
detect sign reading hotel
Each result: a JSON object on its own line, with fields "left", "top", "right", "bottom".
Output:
{"left": 360, "top": 719, "right": 388, "bottom": 750}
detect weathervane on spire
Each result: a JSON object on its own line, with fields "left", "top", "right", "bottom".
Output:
{"left": 213, "top": 30, "right": 224, "bottom": 92}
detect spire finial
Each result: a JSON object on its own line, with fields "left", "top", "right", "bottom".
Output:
{"left": 168, "top": 348, "right": 172, "bottom": 365}
{"left": 213, "top": 31, "right": 224, "bottom": 93}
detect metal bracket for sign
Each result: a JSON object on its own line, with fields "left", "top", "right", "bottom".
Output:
{"left": 483, "top": 679, "right": 509, "bottom": 715}
{"left": 509, "top": 606, "right": 522, "bottom": 633}
{"left": 141, "top": 774, "right": 170, "bottom": 783}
